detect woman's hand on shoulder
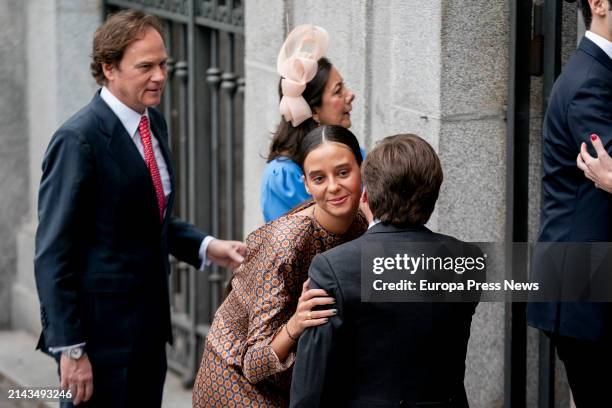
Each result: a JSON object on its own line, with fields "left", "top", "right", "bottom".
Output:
{"left": 577, "top": 134, "right": 612, "bottom": 193}
{"left": 287, "top": 279, "right": 337, "bottom": 338}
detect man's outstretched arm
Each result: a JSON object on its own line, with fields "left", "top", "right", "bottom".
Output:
{"left": 167, "top": 218, "right": 246, "bottom": 270}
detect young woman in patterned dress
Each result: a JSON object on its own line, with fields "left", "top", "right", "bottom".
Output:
{"left": 192, "top": 125, "right": 367, "bottom": 407}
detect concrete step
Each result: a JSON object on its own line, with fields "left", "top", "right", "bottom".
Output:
{"left": 0, "top": 331, "right": 191, "bottom": 407}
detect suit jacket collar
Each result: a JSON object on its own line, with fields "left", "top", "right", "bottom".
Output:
{"left": 580, "top": 36, "right": 612, "bottom": 74}
{"left": 99, "top": 86, "right": 145, "bottom": 138}
{"left": 366, "top": 222, "right": 432, "bottom": 236}
{"left": 89, "top": 90, "right": 176, "bottom": 223}
{"left": 585, "top": 31, "right": 612, "bottom": 60}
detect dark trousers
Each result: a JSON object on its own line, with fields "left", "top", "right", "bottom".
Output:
{"left": 553, "top": 335, "right": 612, "bottom": 408}
{"left": 57, "top": 347, "right": 167, "bottom": 408}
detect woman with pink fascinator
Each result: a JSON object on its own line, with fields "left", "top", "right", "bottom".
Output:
{"left": 260, "top": 24, "right": 361, "bottom": 222}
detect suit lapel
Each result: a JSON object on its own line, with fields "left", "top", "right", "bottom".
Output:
{"left": 148, "top": 109, "right": 176, "bottom": 219}
{"left": 580, "top": 37, "right": 612, "bottom": 74}
{"left": 90, "top": 92, "right": 160, "bottom": 221}
{"left": 91, "top": 92, "right": 150, "bottom": 181}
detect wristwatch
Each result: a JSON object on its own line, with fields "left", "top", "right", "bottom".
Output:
{"left": 63, "top": 346, "right": 86, "bottom": 360}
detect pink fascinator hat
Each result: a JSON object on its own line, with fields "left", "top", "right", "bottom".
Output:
{"left": 277, "top": 24, "right": 329, "bottom": 127}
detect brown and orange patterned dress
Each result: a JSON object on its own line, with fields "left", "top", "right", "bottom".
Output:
{"left": 193, "top": 202, "right": 366, "bottom": 407}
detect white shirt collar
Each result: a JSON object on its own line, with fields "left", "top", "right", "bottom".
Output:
{"left": 368, "top": 219, "right": 381, "bottom": 229}
{"left": 100, "top": 86, "right": 148, "bottom": 138}
{"left": 585, "top": 31, "right": 612, "bottom": 60}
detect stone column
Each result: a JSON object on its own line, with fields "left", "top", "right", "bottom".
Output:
{"left": 242, "top": 0, "right": 287, "bottom": 235}
{"left": 12, "top": 0, "right": 100, "bottom": 334}
{"left": 436, "top": 2, "right": 509, "bottom": 406}
{"left": 0, "top": 0, "right": 28, "bottom": 328}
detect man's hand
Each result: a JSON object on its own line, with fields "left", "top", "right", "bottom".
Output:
{"left": 207, "top": 239, "right": 247, "bottom": 270}
{"left": 60, "top": 353, "right": 93, "bottom": 405}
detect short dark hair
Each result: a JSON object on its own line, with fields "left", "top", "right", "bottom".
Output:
{"left": 578, "top": 0, "right": 593, "bottom": 29}
{"left": 363, "top": 134, "right": 443, "bottom": 226}
{"left": 267, "top": 57, "right": 333, "bottom": 162}
{"left": 296, "top": 125, "right": 362, "bottom": 171}
{"left": 90, "top": 10, "right": 164, "bottom": 86}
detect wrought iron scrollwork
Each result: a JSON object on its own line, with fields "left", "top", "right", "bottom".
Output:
{"left": 232, "top": 3, "right": 243, "bottom": 26}
{"left": 195, "top": 0, "right": 243, "bottom": 31}
{"left": 107, "top": 0, "right": 188, "bottom": 15}
{"left": 106, "top": 0, "right": 243, "bottom": 32}
{"left": 198, "top": 0, "right": 214, "bottom": 19}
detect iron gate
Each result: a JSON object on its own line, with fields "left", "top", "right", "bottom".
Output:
{"left": 104, "top": 0, "right": 245, "bottom": 384}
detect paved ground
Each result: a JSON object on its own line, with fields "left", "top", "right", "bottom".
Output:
{"left": 0, "top": 331, "right": 191, "bottom": 408}
{"left": 0, "top": 375, "right": 39, "bottom": 408}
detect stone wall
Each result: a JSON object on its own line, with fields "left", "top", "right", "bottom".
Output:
{"left": 0, "top": 0, "right": 28, "bottom": 328}
{"left": 12, "top": 0, "right": 99, "bottom": 334}
{"left": 437, "top": 2, "right": 509, "bottom": 405}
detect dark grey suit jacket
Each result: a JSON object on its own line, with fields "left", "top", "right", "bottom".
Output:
{"left": 290, "top": 223, "right": 479, "bottom": 408}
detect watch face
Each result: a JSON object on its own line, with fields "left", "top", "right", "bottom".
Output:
{"left": 69, "top": 348, "right": 83, "bottom": 359}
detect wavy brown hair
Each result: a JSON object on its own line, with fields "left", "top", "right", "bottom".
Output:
{"left": 363, "top": 134, "right": 443, "bottom": 226}
{"left": 90, "top": 10, "right": 164, "bottom": 86}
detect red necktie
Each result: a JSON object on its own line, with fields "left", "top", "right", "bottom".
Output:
{"left": 138, "top": 115, "right": 165, "bottom": 221}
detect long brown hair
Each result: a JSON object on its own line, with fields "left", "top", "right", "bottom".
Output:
{"left": 267, "top": 57, "right": 332, "bottom": 162}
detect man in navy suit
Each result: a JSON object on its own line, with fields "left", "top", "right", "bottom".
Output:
{"left": 527, "top": 1, "right": 612, "bottom": 405}
{"left": 34, "top": 10, "right": 246, "bottom": 407}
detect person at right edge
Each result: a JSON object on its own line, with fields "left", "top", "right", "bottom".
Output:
{"left": 290, "top": 134, "right": 480, "bottom": 408}
{"left": 527, "top": 1, "right": 612, "bottom": 406}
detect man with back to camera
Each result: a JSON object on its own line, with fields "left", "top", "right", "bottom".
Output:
{"left": 527, "top": 0, "right": 612, "bottom": 406}
{"left": 290, "top": 134, "right": 480, "bottom": 408}
{"left": 34, "top": 10, "right": 246, "bottom": 407}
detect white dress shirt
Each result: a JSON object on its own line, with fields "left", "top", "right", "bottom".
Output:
{"left": 99, "top": 87, "right": 213, "bottom": 266}
{"left": 585, "top": 31, "right": 612, "bottom": 60}
{"left": 100, "top": 87, "right": 172, "bottom": 201}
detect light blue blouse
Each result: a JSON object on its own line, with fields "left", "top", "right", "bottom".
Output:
{"left": 260, "top": 157, "right": 311, "bottom": 223}
{"left": 260, "top": 148, "right": 366, "bottom": 223}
